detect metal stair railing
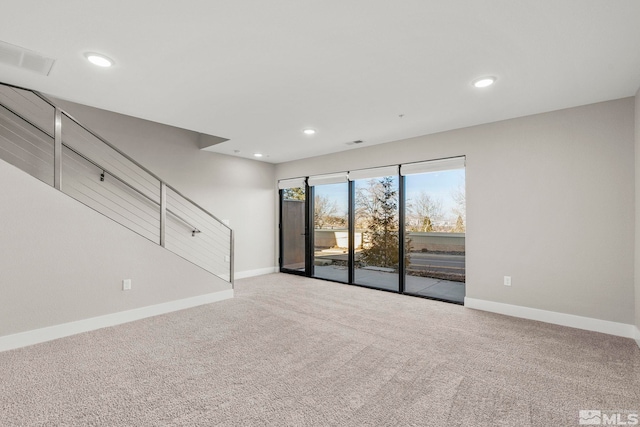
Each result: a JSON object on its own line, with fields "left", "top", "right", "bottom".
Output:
{"left": 0, "top": 81, "right": 233, "bottom": 285}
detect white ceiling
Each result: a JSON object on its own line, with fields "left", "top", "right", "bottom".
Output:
{"left": 1, "top": 1, "right": 639, "bottom": 164}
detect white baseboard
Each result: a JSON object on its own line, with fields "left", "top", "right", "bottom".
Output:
{"left": 235, "top": 266, "right": 278, "bottom": 280}
{"left": 0, "top": 289, "right": 233, "bottom": 353}
{"left": 464, "top": 297, "right": 636, "bottom": 339}
{"left": 635, "top": 326, "right": 640, "bottom": 349}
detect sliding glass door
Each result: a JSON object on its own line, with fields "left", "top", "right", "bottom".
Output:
{"left": 310, "top": 174, "right": 349, "bottom": 283}
{"left": 352, "top": 167, "right": 400, "bottom": 292}
{"left": 278, "top": 156, "right": 465, "bottom": 304}
{"left": 402, "top": 158, "right": 466, "bottom": 303}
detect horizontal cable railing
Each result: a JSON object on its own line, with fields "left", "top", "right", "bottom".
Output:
{"left": 0, "top": 101, "right": 54, "bottom": 186}
{"left": 0, "top": 81, "right": 233, "bottom": 285}
{"left": 165, "top": 187, "right": 232, "bottom": 281}
{"left": 61, "top": 145, "right": 162, "bottom": 243}
{"left": 0, "top": 85, "right": 54, "bottom": 137}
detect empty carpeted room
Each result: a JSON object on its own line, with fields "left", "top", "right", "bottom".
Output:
{"left": 1, "top": 1, "right": 640, "bottom": 426}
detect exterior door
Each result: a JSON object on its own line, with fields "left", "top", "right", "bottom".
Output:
{"left": 280, "top": 184, "right": 309, "bottom": 274}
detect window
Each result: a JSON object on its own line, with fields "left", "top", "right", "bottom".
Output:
{"left": 311, "top": 177, "right": 349, "bottom": 283}
{"left": 278, "top": 156, "right": 466, "bottom": 304}
{"left": 352, "top": 169, "right": 400, "bottom": 292}
{"left": 402, "top": 158, "right": 466, "bottom": 303}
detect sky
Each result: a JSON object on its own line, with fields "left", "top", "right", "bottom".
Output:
{"left": 405, "top": 169, "right": 465, "bottom": 217}
{"left": 313, "top": 168, "right": 465, "bottom": 219}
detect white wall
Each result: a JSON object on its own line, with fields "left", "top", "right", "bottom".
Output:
{"left": 635, "top": 88, "right": 640, "bottom": 344}
{"left": 0, "top": 159, "right": 230, "bottom": 337}
{"left": 53, "top": 99, "right": 276, "bottom": 277}
{"left": 277, "top": 98, "right": 636, "bottom": 325}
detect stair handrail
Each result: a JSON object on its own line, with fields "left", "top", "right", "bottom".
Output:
{"left": 0, "top": 81, "right": 233, "bottom": 285}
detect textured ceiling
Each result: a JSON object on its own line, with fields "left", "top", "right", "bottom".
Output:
{"left": 1, "top": 0, "right": 639, "bottom": 163}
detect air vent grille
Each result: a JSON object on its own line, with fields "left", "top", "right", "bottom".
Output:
{"left": 0, "top": 40, "right": 55, "bottom": 76}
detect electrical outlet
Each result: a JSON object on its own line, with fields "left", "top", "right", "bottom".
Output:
{"left": 123, "top": 279, "right": 132, "bottom": 291}
{"left": 504, "top": 276, "right": 512, "bottom": 287}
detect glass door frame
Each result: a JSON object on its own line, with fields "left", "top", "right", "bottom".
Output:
{"left": 278, "top": 156, "right": 465, "bottom": 305}
{"left": 279, "top": 184, "right": 313, "bottom": 277}
{"left": 280, "top": 175, "right": 407, "bottom": 289}
{"left": 350, "top": 174, "right": 404, "bottom": 293}
{"left": 401, "top": 164, "right": 466, "bottom": 304}
{"left": 310, "top": 182, "right": 352, "bottom": 283}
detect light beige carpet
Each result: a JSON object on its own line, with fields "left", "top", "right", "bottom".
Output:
{"left": 1, "top": 273, "right": 638, "bottom": 426}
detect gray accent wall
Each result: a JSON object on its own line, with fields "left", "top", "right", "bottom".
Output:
{"left": 276, "top": 98, "right": 636, "bottom": 325}
{"left": 52, "top": 99, "right": 276, "bottom": 276}
{"left": 0, "top": 158, "right": 231, "bottom": 337}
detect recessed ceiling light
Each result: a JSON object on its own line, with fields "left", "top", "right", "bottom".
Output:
{"left": 84, "top": 52, "right": 114, "bottom": 68}
{"left": 472, "top": 76, "right": 496, "bottom": 88}
{"left": 303, "top": 129, "right": 316, "bottom": 135}
{"left": 253, "top": 153, "right": 263, "bottom": 158}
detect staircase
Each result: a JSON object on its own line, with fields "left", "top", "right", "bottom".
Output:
{"left": 0, "top": 81, "right": 233, "bottom": 284}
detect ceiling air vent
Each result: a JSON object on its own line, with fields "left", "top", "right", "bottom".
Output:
{"left": 0, "top": 40, "right": 55, "bottom": 76}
